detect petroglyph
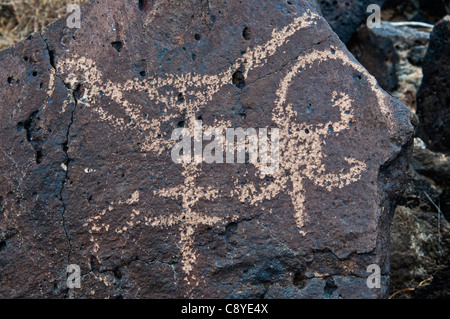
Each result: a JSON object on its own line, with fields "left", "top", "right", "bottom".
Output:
{"left": 235, "top": 90, "right": 367, "bottom": 234}
{"left": 63, "top": 10, "right": 392, "bottom": 285}
{"left": 83, "top": 165, "right": 239, "bottom": 286}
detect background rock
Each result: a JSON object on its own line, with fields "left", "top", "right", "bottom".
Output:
{"left": 390, "top": 139, "right": 450, "bottom": 298}
{"left": 382, "top": 0, "right": 450, "bottom": 25}
{"left": 416, "top": 16, "right": 450, "bottom": 154}
{"left": 318, "top": 0, "right": 385, "bottom": 44}
{"left": 413, "top": 265, "right": 450, "bottom": 298}
{"left": 348, "top": 22, "right": 430, "bottom": 111}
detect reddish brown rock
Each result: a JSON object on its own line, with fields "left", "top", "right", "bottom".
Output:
{"left": 0, "top": 0, "right": 414, "bottom": 298}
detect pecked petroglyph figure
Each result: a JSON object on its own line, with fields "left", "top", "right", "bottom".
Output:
{"left": 62, "top": 9, "right": 394, "bottom": 285}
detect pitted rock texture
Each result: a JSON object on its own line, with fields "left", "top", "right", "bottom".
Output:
{"left": 416, "top": 16, "right": 450, "bottom": 154}
{"left": 0, "top": 0, "right": 413, "bottom": 298}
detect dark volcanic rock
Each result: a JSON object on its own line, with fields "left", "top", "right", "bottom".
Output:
{"left": 390, "top": 138, "right": 450, "bottom": 298}
{"left": 390, "top": 205, "right": 450, "bottom": 298}
{"left": 390, "top": 175, "right": 450, "bottom": 297}
{"left": 412, "top": 140, "right": 450, "bottom": 185}
{"left": 416, "top": 16, "right": 450, "bottom": 154}
{"left": 382, "top": 0, "right": 450, "bottom": 25}
{"left": 318, "top": 0, "right": 385, "bottom": 44}
{"left": 413, "top": 266, "right": 450, "bottom": 298}
{"left": 349, "top": 22, "right": 430, "bottom": 111}
{"left": 0, "top": 0, "right": 414, "bottom": 298}
{"left": 411, "top": 138, "right": 450, "bottom": 224}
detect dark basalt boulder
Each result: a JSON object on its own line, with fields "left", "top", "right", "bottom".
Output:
{"left": 318, "top": 0, "right": 385, "bottom": 44}
{"left": 390, "top": 138, "right": 450, "bottom": 298}
{"left": 382, "top": 0, "right": 450, "bottom": 25}
{"left": 416, "top": 16, "right": 450, "bottom": 154}
{"left": 348, "top": 22, "right": 430, "bottom": 111}
{"left": 0, "top": 0, "right": 414, "bottom": 298}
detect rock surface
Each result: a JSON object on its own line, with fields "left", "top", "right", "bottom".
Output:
{"left": 390, "top": 138, "right": 450, "bottom": 298}
{"left": 0, "top": 0, "right": 414, "bottom": 298}
{"left": 382, "top": 0, "right": 450, "bottom": 25}
{"left": 416, "top": 16, "right": 450, "bottom": 154}
{"left": 413, "top": 265, "right": 450, "bottom": 298}
{"left": 349, "top": 22, "right": 430, "bottom": 111}
{"left": 318, "top": 0, "right": 385, "bottom": 44}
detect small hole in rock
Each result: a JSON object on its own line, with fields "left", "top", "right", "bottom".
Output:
{"left": 232, "top": 70, "right": 246, "bottom": 89}
{"left": 324, "top": 277, "right": 338, "bottom": 296}
{"left": 111, "top": 41, "right": 123, "bottom": 52}
{"left": 73, "top": 83, "right": 84, "bottom": 101}
{"left": 225, "top": 222, "right": 238, "bottom": 233}
{"left": 194, "top": 34, "right": 201, "bottom": 41}
{"left": 242, "top": 26, "right": 252, "bottom": 40}
{"left": 293, "top": 271, "right": 306, "bottom": 287}
{"left": 138, "top": 0, "right": 149, "bottom": 11}
{"left": 36, "top": 150, "right": 43, "bottom": 164}
{"left": 113, "top": 267, "right": 122, "bottom": 279}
